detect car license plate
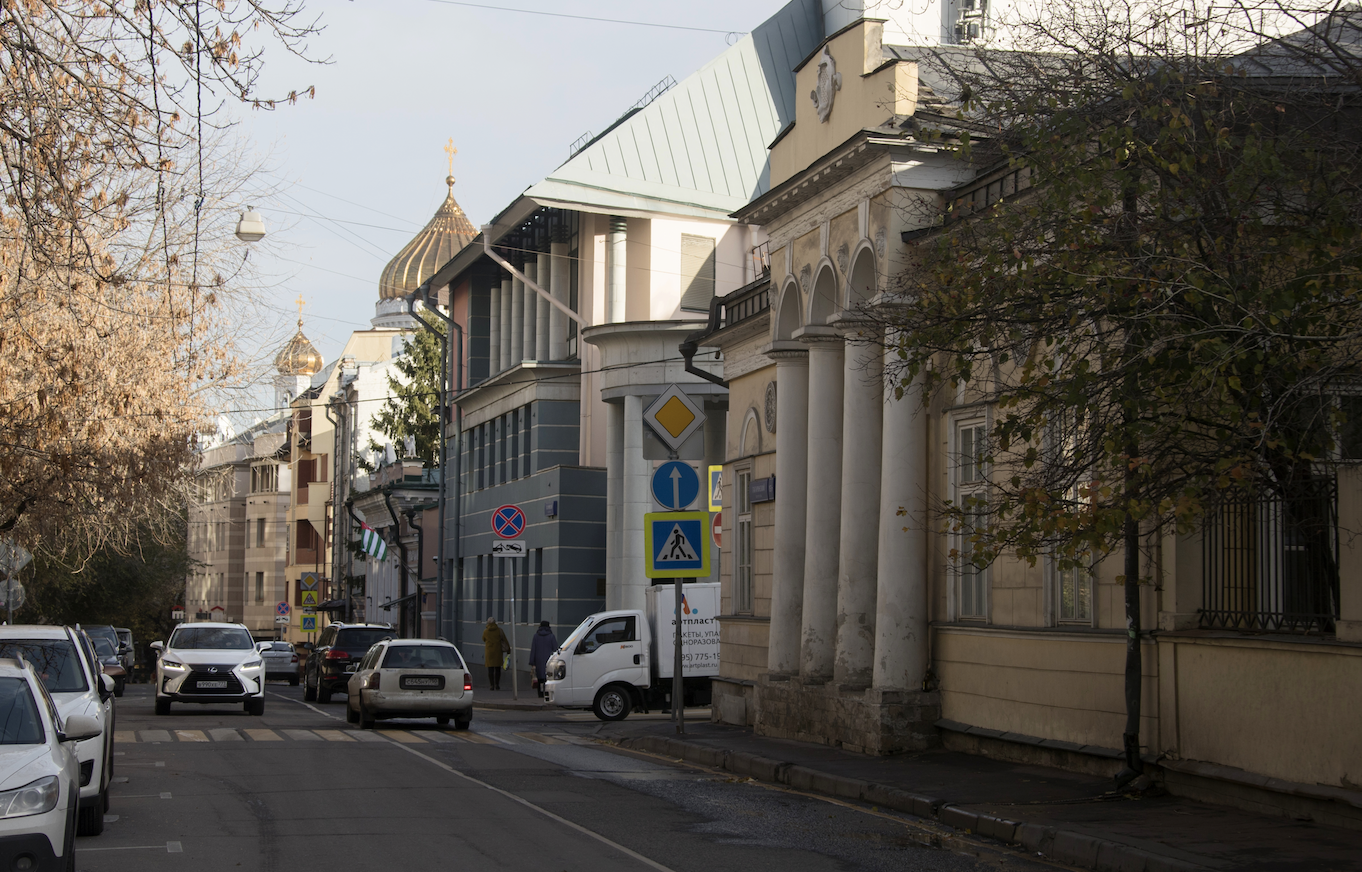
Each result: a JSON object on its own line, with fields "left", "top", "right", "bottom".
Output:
{"left": 399, "top": 675, "right": 444, "bottom": 690}
{"left": 197, "top": 680, "right": 229, "bottom": 689}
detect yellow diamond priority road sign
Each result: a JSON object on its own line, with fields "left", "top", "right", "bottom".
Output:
{"left": 643, "top": 384, "right": 705, "bottom": 452}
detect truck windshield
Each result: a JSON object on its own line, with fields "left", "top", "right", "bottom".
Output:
{"left": 558, "top": 617, "right": 595, "bottom": 655}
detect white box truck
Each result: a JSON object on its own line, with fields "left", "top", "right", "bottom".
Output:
{"left": 543, "top": 582, "right": 720, "bottom": 721}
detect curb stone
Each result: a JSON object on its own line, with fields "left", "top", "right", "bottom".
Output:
{"left": 612, "top": 735, "right": 1207, "bottom": 872}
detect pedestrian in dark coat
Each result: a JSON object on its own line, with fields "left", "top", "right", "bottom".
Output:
{"left": 527, "top": 621, "right": 558, "bottom": 697}
{"left": 482, "top": 617, "right": 508, "bottom": 690}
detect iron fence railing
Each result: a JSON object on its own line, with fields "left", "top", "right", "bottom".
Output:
{"left": 1200, "top": 478, "right": 1339, "bottom": 634}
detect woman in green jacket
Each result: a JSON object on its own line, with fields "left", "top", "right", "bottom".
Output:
{"left": 482, "top": 617, "right": 508, "bottom": 690}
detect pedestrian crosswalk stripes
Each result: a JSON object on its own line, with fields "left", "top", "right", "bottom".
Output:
{"left": 122, "top": 728, "right": 575, "bottom": 745}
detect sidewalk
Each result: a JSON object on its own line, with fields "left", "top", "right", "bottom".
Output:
{"left": 470, "top": 682, "right": 553, "bottom": 711}
{"left": 591, "top": 719, "right": 1362, "bottom": 872}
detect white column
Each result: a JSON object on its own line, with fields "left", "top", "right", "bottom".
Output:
{"left": 550, "top": 241, "right": 570, "bottom": 360}
{"left": 620, "top": 394, "right": 650, "bottom": 612}
{"left": 606, "top": 401, "right": 624, "bottom": 607}
{"left": 606, "top": 217, "right": 627, "bottom": 323}
{"left": 798, "top": 330, "right": 843, "bottom": 682}
{"left": 522, "top": 261, "right": 537, "bottom": 362}
{"left": 536, "top": 251, "right": 551, "bottom": 362}
{"left": 509, "top": 271, "right": 524, "bottom": 364}
{"left": 499, "top": 277, "right": 513, "bottom": 372}
{"left": 768, "top": 350, "right": 809, "bottom": 676}
{"left": 834, "top": 329, "right": 883, "bottom": 688}
{"left": 874, "top": 356, "right": 929, "bottom": 689}
{"left": 489, "top": 279, "right": 502, "bottom": 375}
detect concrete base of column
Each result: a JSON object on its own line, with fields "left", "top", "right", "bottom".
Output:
{"left": 753, "top": 673, "right": 941, "bottom": 754}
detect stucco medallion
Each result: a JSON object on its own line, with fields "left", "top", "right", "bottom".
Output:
{"left": 809, "top": 46, "right": 842, "bottom": 123}
{"left": 765, "top": 381, "right": 777, "bottom": 433}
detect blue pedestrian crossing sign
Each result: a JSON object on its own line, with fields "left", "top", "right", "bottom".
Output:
{"left": 300, "top": 615, "right": 317, "bottom": 632}
{"left": 644, "top": 511, "right": 711, "bottom": 578}
{"left": 651, "top": 461, "right": 700, "bottom": 511}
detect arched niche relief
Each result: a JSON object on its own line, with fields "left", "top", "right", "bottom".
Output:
{"left": 773, "top": 278, "right": 803, "bottom": 342}
{"left": 806, "top": 259, "right": 839, "bottom": 326}
{"left": 845, "top": 242, "right": 878, "bottom": 311}
{"left": 740, "top": 407, "right": 762, "bottom": 457}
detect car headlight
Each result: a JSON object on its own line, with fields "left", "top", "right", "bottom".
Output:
{"left": 161, "top": 659, "right": 185, "bottom": 671}
{"left": 0, "top": 776, "right": 59, "bottom": 818}
{"left": 240, "top": 659, "right": 263, "bottom": 670}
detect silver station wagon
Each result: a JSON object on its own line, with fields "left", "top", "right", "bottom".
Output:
{"left": 345, "top": 639, "right": 472, "bottom": 730}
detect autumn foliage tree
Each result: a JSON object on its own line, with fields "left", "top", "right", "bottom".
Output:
{"left": 880, "top": 1, "right": 1362, "bottom": 776}
{"left": 0, "top": 0, "right": 320, "bottom": 556}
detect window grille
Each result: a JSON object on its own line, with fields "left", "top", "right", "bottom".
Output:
{"left": 956, "top": 422, "right": 988, "bottom": 619}
{"left": 736, "top": 469, "right": 753, "bottom": 614}
{"left": 679, "top": 234, "right": 717, "bottom": 311}
{"left": 1201, "top": 478, "right": 1339, "bottom": 634}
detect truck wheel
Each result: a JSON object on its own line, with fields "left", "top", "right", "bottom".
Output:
{"left": 593, "top": 685, "right": 632, "bottom": 722}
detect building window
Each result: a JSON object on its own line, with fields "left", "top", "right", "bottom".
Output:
{"left": 256, "top": 517, "right": 266, "bottom": 548}
{"left": 735, "top": 468, "right": 753, "bottom": 614}
{"left": 255, "top": 572, "right": 265, "bottom": 603}
{"left": 679, "top": 234, "right": 717, "bottom": 312}
{"left": 955, "top": 420, "right": 988, "bottom": 620}
{"left": 251, "top": 464, "right": 278, "bottom": 494}
{"left": 1056, "top": 563, "right": 1092, "bottom": 623}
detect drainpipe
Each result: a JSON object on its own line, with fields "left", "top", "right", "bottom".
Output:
{"left": 383, "top": 491, "right": 411, "bottom": 638}
{"left": 324, "top": 399, "right": 347, "bottom": 621}
{"left": 480, "top": 227, "right": 585, "bottom": 326}
{"left": 406, "top": 509, "right": 424, "bottom": 640}
{"left": 415, "top": 286, "right": 463, "bottom": 647}
{"left": 407, "top": 291, "right": 446, "bottom": 643}
{"left": 679, "top": 292, "right": 728, "bottom": 388}
{"left": 345, "top": 500, "right": 365, "bottom": 622}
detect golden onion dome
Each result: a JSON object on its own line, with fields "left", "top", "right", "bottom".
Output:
{"left": 274, "top": 324, "right": 324, "bottom": 376}
{"left": 378, "top": 176, "right": 477, "bottom": 301}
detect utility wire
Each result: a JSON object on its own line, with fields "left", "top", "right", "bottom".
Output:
{"left": 415, "top": 0, "right": 746, "bottom": 35}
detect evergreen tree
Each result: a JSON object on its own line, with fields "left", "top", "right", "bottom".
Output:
{"left": 367, "top": 323, "right": 445, "bottom": 468}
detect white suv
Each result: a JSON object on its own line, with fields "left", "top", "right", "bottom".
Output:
{"left": 0, "top": 658, "right": 102, "bottom": 870}
{"left": 0, "top": 626, "right": 116, "bottom": 838}
{"left": 152, "top": 623, "right": 265, "bottom": 716}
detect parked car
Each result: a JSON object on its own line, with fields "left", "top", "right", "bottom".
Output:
{"left": 345, "top": 639, "right": 473, "bottom": 730}
{"left": 303, "top": 623, "right": 394, "bottom": 703}
{"left": 151, "top": 623, "right": 265, "bottom": 716}
{"left": 90, "top": 638, "right": 126, "bottom": 699}
{"left": 76, "top": 626, "right": 126, "bottom": 666}
{"left": 113, "top": 628, "right": 135, "bottom": 674}
{"left": 0, "top": 658, "right": 101, "bottom": 872}
{"left": 0, "top": 626, "right": 116, "bottom": 838}
{"left": 256, "top": 641, "right": 299, "bottom": 685}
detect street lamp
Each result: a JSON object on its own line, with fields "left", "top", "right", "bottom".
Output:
{"left": 234, "top": 207, "right": 267, "bottom": 243}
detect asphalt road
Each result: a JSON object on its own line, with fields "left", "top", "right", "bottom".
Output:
{"left": 74, "top": 683, "right": 1063, "bottom": 872}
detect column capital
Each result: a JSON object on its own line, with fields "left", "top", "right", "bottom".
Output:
{"left": 763, "top": 340, "right": 809, "bottom": 363}
{"left": 828, "top": 311, "right": 884, "bottom": 341}
{"left": 792, "top": 325, "right": 842, "bottom": 346}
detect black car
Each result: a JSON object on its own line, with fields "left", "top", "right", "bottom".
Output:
{"left": 303, "top": 623, "right": 394, "bottom": 703}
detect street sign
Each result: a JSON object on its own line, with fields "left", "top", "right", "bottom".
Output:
{"left": 708, "top": 466, "right": 723, "bottom": 512}
{"left": 274, "top": 615, "right": 290, "bottom": 625}
{"left": 651, "top": 461, "right": 700, "bottom": 511}
{"left": 171, "top": 607, "right": 185, "bottom": 621}
{"left": 712, "top": 512, "right": 722, "bottom": 550}
{"left": 642, "top": 384, "right": 706, "bottom": 451}
{"left": 300, "top": 589, "right": 319, "bottom": 607}
{"left": 644, "top": 511, "right": 711, "bottom": 578}
{"left": 492, "top": 540, "right": 527, "bottom": 558}
{"left": 299, "top": 572, "right": 320, "bottom": 590}
{"left": 491, "top": 505, "right": 526, "bottom": 539}
{"left": 276, "top": 601, "right": 291, "bottom": 617}
{"left": 300, "top": 615, "right": 317, "bottom": 632}
{"left": 0, "top": 580, "right": 25, "bottom": 612}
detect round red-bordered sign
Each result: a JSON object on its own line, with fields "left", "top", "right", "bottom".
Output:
{"left": 712, "top": 511, "right": 722, "bottom": 549}
{"left": 491, "top": 505, "right": 526, "bottom": 539}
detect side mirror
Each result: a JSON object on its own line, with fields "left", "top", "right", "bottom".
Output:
{"left": 118, "top": 643, "right": 131, "bottom": 654}
{"left": 98, "top": 674, "right": 114, "bottom": 701}
{"left": 301, "top": 642, "right": 313, "bottom": 651}
{"left": 60, "top": 715, "right": 102, "bottom": 743}
{"left": 150, "top": 641, "right": 164, "bottom": 652}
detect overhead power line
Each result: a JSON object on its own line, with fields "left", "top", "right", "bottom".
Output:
{"left": 416, "top": 0, "right": 746, "bottom": 35}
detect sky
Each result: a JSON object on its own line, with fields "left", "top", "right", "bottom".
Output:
{"left": 231, "top": 0, "right": 790, "bottom": 410}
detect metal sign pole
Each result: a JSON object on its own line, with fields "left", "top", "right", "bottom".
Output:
{"left": 509, "top": 571, "right": 519, "bottom": 701}
{"left": 674, "top": 578, "right": 688, "bottom": 734}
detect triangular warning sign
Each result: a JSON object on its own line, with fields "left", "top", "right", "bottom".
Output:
{"left": 656, "top": 524, "right": 699, "bottom": 562}
{"left": 301, "top": 590, "right": 319, "bottom": 606}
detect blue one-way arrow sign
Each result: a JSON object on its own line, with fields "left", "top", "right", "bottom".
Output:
{"left": 651, "top": 461, "right": 700, "bottom": 511}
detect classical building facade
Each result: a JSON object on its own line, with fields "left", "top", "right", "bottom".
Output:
{"left": 696, "top": 15, "right": 1362, "bottom": 827}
